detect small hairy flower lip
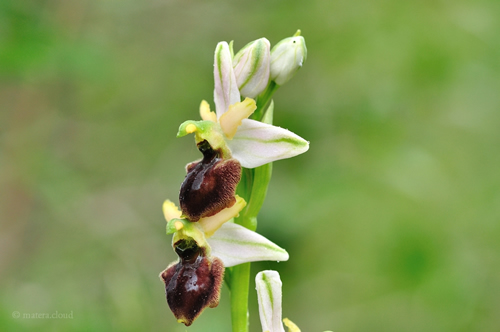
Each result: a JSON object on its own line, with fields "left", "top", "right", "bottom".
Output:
{"left": 160, "top": 254, "right": 224, "bottom": 326}
{"left": 179, "top": 141, "right": 242, "bottom": 221}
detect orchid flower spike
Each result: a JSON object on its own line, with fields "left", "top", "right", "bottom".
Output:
{"left": 178, "top": 41, "right": 309, "bottom": 169}
{"left": 160, "top": 201, "right": 289, "bottom": 326}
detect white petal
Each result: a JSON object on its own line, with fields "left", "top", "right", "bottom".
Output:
{"left": 214, "top": 42, "right": 241, "bottom": 118}
{"left": 256, "top": 270, "right": 285, "bottom": 332}
{"left": 208, "top": 223, "right": 289, "bottom": 268}
{"left": 228, "top": 119, "right": 309, "bottom": 168}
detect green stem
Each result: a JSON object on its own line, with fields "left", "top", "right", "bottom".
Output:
{"left": 229, "top": 92, "right": 276, "bottom": 332}
{"left": 243, "top": 163, "right": 273, "bottom": 228}
{"left": 253, "top": 81, "right": 278, "bottom": 121}
{"left": 229, "top": 163, "right": 273, "bottom": 332}
{"left": 230, "top": 262, "right": 251, "bottom": 332}
{"left": 230, "top": 169, "right": 252, "bottom": 332}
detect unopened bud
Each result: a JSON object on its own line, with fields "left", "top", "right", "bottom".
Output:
{"left": 233, "top": 38, "right": 271, "bottom": 98}
{"left": 270, "top": 30, "right": 307, "bottom": 86}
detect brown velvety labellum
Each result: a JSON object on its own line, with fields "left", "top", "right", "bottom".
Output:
{"left": 179, "top": 140, "right": 241, "bottom": 221}
{"left": 160, "top": 243, "right": 224, "bottom": 326}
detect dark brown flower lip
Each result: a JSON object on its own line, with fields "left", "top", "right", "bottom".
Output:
{"left": 160, "top": 240, "right": 224, "bottom": 326}
{"left": 179, "top": 140, "right": 241, "bottom": 221}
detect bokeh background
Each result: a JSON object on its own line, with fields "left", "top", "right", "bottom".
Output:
{"left": 1, "top": 0, "right": 500, "bottom": 331}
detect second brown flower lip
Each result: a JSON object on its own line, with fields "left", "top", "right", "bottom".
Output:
{"left": 160, "top": 241, "right": 224, "bottom": 326}
{"left": 179, "top": 140, "right": 241, "bottom": 222}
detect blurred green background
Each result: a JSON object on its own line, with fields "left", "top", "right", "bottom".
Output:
{"left": 1, "top": 0, "right": 499, "bottom": 331}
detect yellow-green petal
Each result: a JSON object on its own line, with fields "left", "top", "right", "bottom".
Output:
{"left": 219, "top": 97, "right": 257, "bottom": 139}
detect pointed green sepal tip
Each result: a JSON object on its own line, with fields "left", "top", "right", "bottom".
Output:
{"left": 229, "top": 40, "right": 234, "bottom": 58}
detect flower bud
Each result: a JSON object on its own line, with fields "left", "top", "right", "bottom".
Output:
{"left": 233, "top": 38, "right": 271, "bottom": 98}
{"left": 270, "top": 30, "right": 307, "bottom": 86}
